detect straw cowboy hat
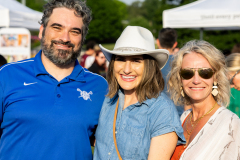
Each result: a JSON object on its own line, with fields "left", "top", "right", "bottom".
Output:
{"left": 99, "top": 26, "right": 169, "bottom": 69}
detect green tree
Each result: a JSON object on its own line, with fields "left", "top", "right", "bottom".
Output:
{"left": 16, "top": 0, "right": 47, "bottom": 12}
{"left": 126, "top": 1, "right": 152, "bottom": 31}
{"left": 86, "top": 0, "right": 126, "bottom": 43}
{"left": 128, "top": 16, "right": 151, "bottom": 30}
{"left": 127, "top": 1, "right": 144, "bottom": 19}
{"left": 141, "top": 0, "right": 161, "bottom": 25}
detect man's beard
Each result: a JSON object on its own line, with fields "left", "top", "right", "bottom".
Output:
{"left": 41, "top": 37, "right": 81, "bottom": 67}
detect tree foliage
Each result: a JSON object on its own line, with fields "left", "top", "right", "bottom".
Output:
{"left": 86, "top": 0, "right": 127, "bottom": 43}
{"left": 16, "top": 0, "right": 46, "bottom": 12}
{"left": 126, "top": 1, "right": 152, "bottom": 30}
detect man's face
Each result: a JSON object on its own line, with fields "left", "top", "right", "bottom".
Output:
{"left": 39, "top": 8, "right": 83, "bottom": 66}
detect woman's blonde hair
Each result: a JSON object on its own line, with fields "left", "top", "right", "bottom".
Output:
{"left": 106, "top": 55, "right": 164, "bottom": 103}
{"left": 226, "top": 53, "right": 240, "bottom": 72}
{"left": 168, "top": 40, "right": 230, "bottom": 106}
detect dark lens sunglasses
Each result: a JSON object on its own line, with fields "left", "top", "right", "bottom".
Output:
{"left": 230, "top": 69, "right": 240, "bottom": 85}
{"left": 180, "top": 68, "right": 215, "bottom": 80}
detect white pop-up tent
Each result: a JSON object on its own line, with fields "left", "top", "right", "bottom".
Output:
{"left": 0, "top": 0, "right": 43, "bottom": 30}
{"left": 163, "top": 0, "right": 240, "bottom": 39}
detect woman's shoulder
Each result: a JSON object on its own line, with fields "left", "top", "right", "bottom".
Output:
{"left": 145, "top": 92, "right": 179, "bottom": 117}
{"left": 212, "top": 107, "right": 240, "bottom": 140}
{"left": 216, "top": 107, "right": 240, "bottom": 122}
{"left": 102, "top": 95, "right": 118, "bottom": 106}
{"left": 155, "top": 92, "right": 175, "bottom": 105}
{"left": 146, "top": 92, "right": 176, "bottom": 111}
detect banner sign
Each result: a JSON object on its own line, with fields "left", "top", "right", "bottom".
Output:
{"left": 0, "top": 28, "right": 30, "bottom": 62}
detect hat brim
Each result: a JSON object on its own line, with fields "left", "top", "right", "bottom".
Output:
{"left": 99, "top": 44, "right": 169, "bottom": 69}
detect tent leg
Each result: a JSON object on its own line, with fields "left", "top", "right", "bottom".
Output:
{"left": 200, "top": 28, "right": 203, "bottom": 40}
{"left": 21, "top": 0, "right": 26, "bottom": 5}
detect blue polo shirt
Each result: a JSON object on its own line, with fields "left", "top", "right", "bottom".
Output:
{"left": 0, "top": 51, "right": 108, "bottom": 160}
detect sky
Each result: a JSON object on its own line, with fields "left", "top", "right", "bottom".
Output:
{"left": 119, "top": 0, "right": 144, "bottom": 5}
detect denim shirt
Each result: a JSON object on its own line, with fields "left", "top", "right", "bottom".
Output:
{"left": 93, "top": 90, "right": 186, "bottom": 160}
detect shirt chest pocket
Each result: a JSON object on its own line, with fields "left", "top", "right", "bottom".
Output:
{"left": 117, "top": 123, "right": 145, "bottom": 159}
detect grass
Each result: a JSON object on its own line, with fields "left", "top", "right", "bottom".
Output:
{"left": 99, "top": 43, "right": 159, "bottom": 50}
{"left": 91, "top": 146, "right": 94, "bottom": 154}
{"left": 100, "top": 43, "right": 115, "bottom": 50}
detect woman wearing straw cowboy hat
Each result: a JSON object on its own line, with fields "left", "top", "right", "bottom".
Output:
{"left": 93, "top": 26, "right": 185, "bottom": 160}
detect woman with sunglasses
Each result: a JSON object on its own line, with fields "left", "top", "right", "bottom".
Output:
{"left": 93, "top": 26, "right": 185, "bottom": 160}
{"left": 168, "top": 40, "right": 240, "bottom": 160}
{"left": 226, "top": 53, "right": 240, "bottom": 117}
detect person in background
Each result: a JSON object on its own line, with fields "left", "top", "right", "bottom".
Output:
{"left": 0, "top": 54, "right": 7, "bottom": 67}
{"left": 226, "top": 53, "right": 240, "bottom": 117}
{"left": 88, "top": 50, "right": 107, "bottom": 78}
{"left": 169, "top": 40, "right": 240, "bottom": 160}
{"left": 156, "top": 28, "right": 178, "bottom": 93}
{"left": 80, "top": 40, "right": 96, "bottom": 68}
{"left": 231, "top": 43, "right": 240, "bottom": 53}
{"left": 94, "top": 26, "right": 185, "bottom": 160}
{"left": 0, "top": 0, "right": 108, "bottom": 159}
{"left": 157, "top": 28, "right": 185, "bottom": 115}
{"left": 85, "top": 44, "right": 102, "bottom": 69}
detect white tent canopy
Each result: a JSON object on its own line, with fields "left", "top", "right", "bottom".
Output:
{"left": 163, "top": 0, "right": 240, "bottom": 30}
{"left": 0, "top": 0, "right": 42, "bottom": 30}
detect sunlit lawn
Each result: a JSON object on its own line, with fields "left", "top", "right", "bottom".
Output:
{"left": 100, "top": 43, "right": 159, "bottom": 50}
{"left": 91, "top": 146, "right": 94, "bottom": 154}
{"left": 100, "top": 43, "right": 115, "bottom": 50}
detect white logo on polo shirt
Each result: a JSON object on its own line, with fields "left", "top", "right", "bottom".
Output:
{"left": 24, "top": 82, "right": 38, "bottom": 86}
{"left": 77, "top": 88, "right": 93, "bottom": 101}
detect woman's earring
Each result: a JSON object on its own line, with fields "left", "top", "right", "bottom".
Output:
{"left": 181, "top": 86, "right": 185, "bottom": 97}
{"left": 212, "top": 82, "right": 218, "bottom": 96}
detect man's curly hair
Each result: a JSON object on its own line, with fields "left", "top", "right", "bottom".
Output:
{"left": 39, "top": 0, "right": 92, "bottom": 45}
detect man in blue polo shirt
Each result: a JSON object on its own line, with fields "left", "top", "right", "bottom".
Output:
{"left": 0, "top": 0, "right": 108, "bottom": 159}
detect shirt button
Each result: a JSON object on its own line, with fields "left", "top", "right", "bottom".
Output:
{"left": 108, "top": 152, "right": 111, "bottom": 155}
{"left": 115, "top": 131, "right": 117, "bottom": 134}
{"left": 57, "top": 94, "right": 61, "bottom": 98}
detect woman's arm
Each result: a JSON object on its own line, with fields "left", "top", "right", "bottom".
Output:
{"left": 148, "top": 132, "right": 178, "bottom": 160}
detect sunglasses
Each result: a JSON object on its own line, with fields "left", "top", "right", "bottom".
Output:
{"left": 180, "top": 68, "right": 215, "bottom": 80}
{"left": 230, "top": 69, "right": 240, "bottom": 85}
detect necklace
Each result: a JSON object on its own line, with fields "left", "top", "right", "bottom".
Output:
{"left": 185, "top": 114, "right": 191, "bottom": 135}
{"left": 190, "top": 113, "right": 198, "bottom": 127}
{"left": 178, "top": 102, "right": 217, "bottom": 159}
{"left": 190, "top": 103, "right": 216, "bottom": 126}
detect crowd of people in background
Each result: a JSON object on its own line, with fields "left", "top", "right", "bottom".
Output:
{"left": 0, "top": 0, "right": 240, "bottom": 159}
{"left": 79, "top": 41, "right": 108, "bottom": 78}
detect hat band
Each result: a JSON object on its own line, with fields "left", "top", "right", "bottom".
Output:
{"left": 113, "top": 47, "right": 147, "bottom": 52}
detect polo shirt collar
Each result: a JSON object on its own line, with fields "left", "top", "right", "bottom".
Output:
{"left": 34, "top": 50, "right": 85, "bottom": 82}
{"left": 68, "top": 60, "right": 85, "bottom": 82}
{"left": 34, "top": 50, "right": 49, "bottom": 77}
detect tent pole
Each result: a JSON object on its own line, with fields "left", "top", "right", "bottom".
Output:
{"left": 21, "top": 0, "right": 26, "bottom": 6}
{"left": 200, "top": 28, "right": 203, "bottom": 40}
